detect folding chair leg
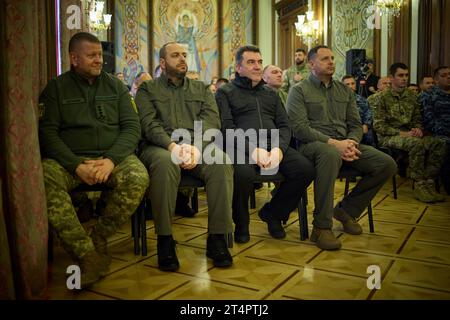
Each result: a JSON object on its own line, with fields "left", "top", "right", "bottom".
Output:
{"left": 191, "top": 187, "right": 199, "bottom": 213}
{"left": 298, "top": 190, "right": 309, "bottom": 240}
{"left": 367, "top": 202, "right": 374, "bottom": 233}
{"left": 393, "top": 175, "right": 398, "bottom": 197}
{"left": 132, "top": 212, "right": 140, "bottom": 255}
{"left": 140, "top": 202, "right": 147, "bottom": 256}
{"left": 250, "top": 187, "right": 256, "bottom": 209}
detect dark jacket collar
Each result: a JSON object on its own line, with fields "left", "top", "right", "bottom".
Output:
{"left": 232, "top": 72, "right": 265, "bottom": 90}
{"left": 69, "top": 68, "right": 102, "bottom": 86}
{"left": 159, "top": 73, "right": 187, "bottom": 89}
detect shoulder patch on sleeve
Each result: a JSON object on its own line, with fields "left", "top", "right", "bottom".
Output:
{"left": 130, "top": 96, "right": 138, "bottom": 113}
{"left": 38, "top": 102, "right": 45, "bottom": 119}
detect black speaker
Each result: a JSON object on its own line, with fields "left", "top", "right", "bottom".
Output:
{"left": 101, "top": 41, "right": 115, "bottom": 74}
{"left": 346, "top": 49, "right": 366, "bottom": 77}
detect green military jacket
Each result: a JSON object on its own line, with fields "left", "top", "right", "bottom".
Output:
{"left": 39, "top": 70, "right": 141, "bottom": 173}
{"left": 135, "top": 74, "right": 221, "bottom": 150}
{"left": 286, "top": 73, "right": 362, "bottom": 144}
{"left": 280, "top": 62, "right": 310, "bottom": 95}
{"left": 372, "top": 87, "right": 422, "bottom": 137}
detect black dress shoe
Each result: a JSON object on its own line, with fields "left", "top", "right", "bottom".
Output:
{"left": 234, "top": 225, "right": 250, "bottom": 243}
{"left": 258, "top": 208, "right": 286, "bottom": 239}
{"left": 206, "top": 234, "right": 233, "bottom": 267}
{"left": 175, "top": 192, "right": 196, "bottom": 217}
{"left": 157, "top": 236, "right": 179, "bottom": 271}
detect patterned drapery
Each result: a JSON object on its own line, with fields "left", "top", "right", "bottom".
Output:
{"left": 0, "top": 0, "right": 49, "bottom": 299}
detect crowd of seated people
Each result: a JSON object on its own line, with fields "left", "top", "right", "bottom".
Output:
{"left": 38, "top": 32, "right": 448, "bottom": 289}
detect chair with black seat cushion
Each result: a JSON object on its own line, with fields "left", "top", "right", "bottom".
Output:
{"left": 298, "top": 166, "right": 375, "bottom": 240}
{"left": 140, "top": 174, "right": 234, "bottom": 255}
{"left": 48, "top": 183, "right": 147, "bottom": 261}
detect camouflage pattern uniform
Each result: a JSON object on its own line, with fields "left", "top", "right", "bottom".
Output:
{"left": 420, "top": 85, "right": 450, "bottom": 192}
{"left": 42, "top": 155, "right": 149, "bottom": 258}
{"left": 355, "top": 93, "right": 375, "bottom": 145}
{"left": 39, "top": 69, "right": 150, "bottom": 259}
{"left": 280, "top": 63, "right": 310, "bottom": 97}
{"left": 372, "top": 87, "right": 447, "bottom": 181}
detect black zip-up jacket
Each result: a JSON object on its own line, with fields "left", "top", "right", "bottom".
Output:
{"left": 215, "top": 73, "right": 291, "bottom": 159}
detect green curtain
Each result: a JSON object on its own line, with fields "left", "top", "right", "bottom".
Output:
{"left": 0, "top": 0, "right": 49, "bottom": 299}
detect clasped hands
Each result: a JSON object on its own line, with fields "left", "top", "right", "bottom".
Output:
{"left": 169, "top": 143, "right": 201, "bottom": 170}
{"left": 75, "top": 158, "right": 115, "bottom": 185}
{"left": 251, "top": 147, "right": 283, "bottom": 169}
{"left": 331, "top": 139, "right": 361, "bottom": 162}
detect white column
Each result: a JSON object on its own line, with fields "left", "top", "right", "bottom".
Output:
{"left": 410, "top": 0, "right": 419, "bottom": 83}
{"left": 258, "top": 0, "right": 273, "bottom": 65}
{"left": 380, "top": 14, "right": 389, "bottom": 77}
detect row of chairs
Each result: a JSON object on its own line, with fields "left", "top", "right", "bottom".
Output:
{"left": 49, "top": 159, "right": 385, "bottom": 260}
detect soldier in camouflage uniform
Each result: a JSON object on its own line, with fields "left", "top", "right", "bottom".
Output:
{"left": 280, "top": 48, "right": 309, "bottom": 97}
{"left": 39, "top": 32, "right": 149, "bottom": 288}
{"left": 420, "top": 66, "right": 450, "bottom": 194}
{"left": 342, "top": 75, "right": 375, "bottom": 146}
{"left": 372, "top": 63, "right": 446, "bottom": 203}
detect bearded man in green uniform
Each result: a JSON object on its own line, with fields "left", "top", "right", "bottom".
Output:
{"left": 280, "top": 48, "right": 309, "bottom": 96}
{"left": 372, "top": 63, "right": 446, "bottom": 203}
{"left": 135, "top": 42, "right": 233, "bottom": 272}
{"left": 39, "top": 32, "right": 149, "bottom": 288}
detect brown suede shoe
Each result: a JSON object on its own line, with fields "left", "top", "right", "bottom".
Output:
{"left": 333, "top": 206, "right": 363, "bottom": 235}
{"left": 310, "top": 227, "right": 342, "bottom": 250}
{"left": 79, "top": 250, "right": 111, "bottom": 289}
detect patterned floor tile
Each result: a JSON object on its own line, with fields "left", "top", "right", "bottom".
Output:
{"left": 418, "top": 210, "right": 450, "bottom": 228}
{"left": 243, "top": 239, "right": 321, "bottom": 266}
{"left": 90, "top": 263, "right": 192, "bottom": 300}
{"left": 383, "top": 260, "right": 450, "bottom": 293}
{"left": 203, "top": 256, "right": 299, "bottom": 291}
{"left": 372, "top": 209, "right": 422, "bottom": 224}
{"left": 275, "top": 268, "right": 371, "bottom": 300}
{"left": 309, "top": 250, "right": 393, "bottom": 278}
{"left": 159, "top": 277, "right": 267, "bottom": 300}
{"left": 371, "top": 283, "right": 450, "bottom": 300}
{"left": 339, "top": 233, "right": 403, "bottom": 255}
{"left": 411, "top": 226, "right": 450, "bottom": 245}
{"left": 399, "top": 239, "right": 450, "bottom": 265}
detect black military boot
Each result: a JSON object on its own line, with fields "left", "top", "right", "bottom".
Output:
{"left": 157, "top": 235, "right": 179, "bottom": 271}
{"left": 206, "top": 234, "right": 233, "bottom": 267}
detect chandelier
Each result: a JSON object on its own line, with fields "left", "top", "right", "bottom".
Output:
{"left": 374, "top": 0, "right": 403, "bottom": 36}
{"left": 375, "top": 0, "right": 403, "bottom": 17}
{"left": 87, "top": 0, "right": 112, "bottom": 31}
{"left": 294, "top": 9, "right": 320, "bottom": 46}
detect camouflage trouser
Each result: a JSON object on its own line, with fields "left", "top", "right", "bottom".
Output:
{"left": 379, "top": 135, "right": 447, "bottom": 180}
{"left": 42, "top": 155, "right": 149, "bottom": 258}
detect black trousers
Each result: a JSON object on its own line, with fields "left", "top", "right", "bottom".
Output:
{"left": 232, "top": 147, "right": 315, "bottom": 227}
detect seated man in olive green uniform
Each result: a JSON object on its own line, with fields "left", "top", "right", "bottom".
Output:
{"left": 287, "top": 45, "right": 397, "bottom": 250}
{"left": 39, "top": 32, "right": 149, "bottom": 289}
{"left": 135, "top": 42, "right": 233, "bottom": 271}
{"left": 372, "top": 63, "right": 446, "bottom": 203}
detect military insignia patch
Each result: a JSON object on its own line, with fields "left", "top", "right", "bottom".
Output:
{"left": 38, "top": 102, "right": 45, "bottom": 118}
{"left": 130, "top": 97, "right": 138, "bottom": 113}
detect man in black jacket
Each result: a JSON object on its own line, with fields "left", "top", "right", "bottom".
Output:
{"left": 215, "top": 45, "right": 315, "bottom": 243}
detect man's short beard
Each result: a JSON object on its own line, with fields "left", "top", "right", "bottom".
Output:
{"left": 296, "top": 59, "right": 304, "bottom": 65}
{"left": 166, "top": 64, "right": 187, "bottom": 79}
